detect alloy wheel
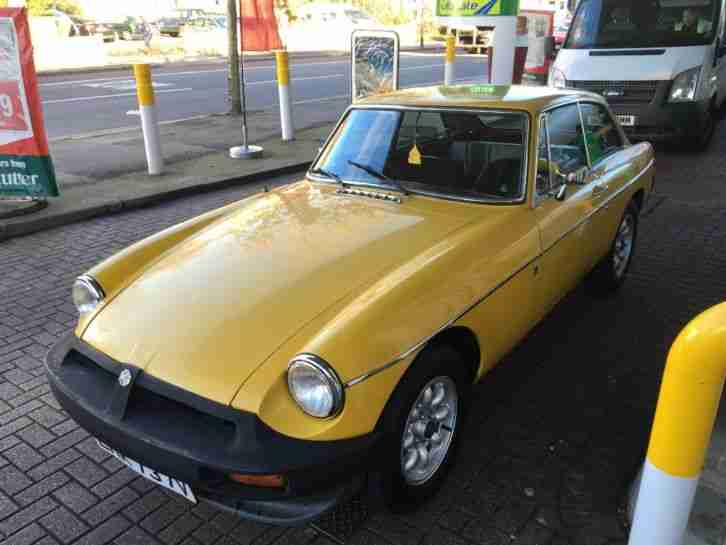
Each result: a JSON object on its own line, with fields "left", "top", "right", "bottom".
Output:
{"left": 613, "top": 213, "right": 634, "bottom": 279}
{"left": 400, "top": 376, "right": 458, "bottom": 486}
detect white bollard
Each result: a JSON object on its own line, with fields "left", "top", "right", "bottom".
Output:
{"left": 276, "top": 51, "right": 294, "bottom": 141}
{"left": 444, "top": 35, "right": 455, "bottom": 85}
{"left": 133, "top": 64, "right": 163, "bottom": 176}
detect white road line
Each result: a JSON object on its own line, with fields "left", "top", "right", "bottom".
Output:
{"left": 39, "top": 60, "right": 356, "bottom": 88}
{"left": 42, "top": 87, "right": 193, "bottom": 105}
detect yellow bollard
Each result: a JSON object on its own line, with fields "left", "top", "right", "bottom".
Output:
{"left": 628, "top": 302, "right": 726, "bottom": 545}
{"left": 275, "top": 51, "right": 294, "bottom": 141}
{"left": 133, "top": 64, "right": 163, "bottom": 175}
{"left": 445, "top": 36, "right": 456, "bottom": 86}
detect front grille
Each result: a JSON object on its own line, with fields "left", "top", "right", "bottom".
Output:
{"left": 125, "top": 385, "right": 237, "bottom": 446}
{"left": 568, "top": 80, "right": 660, "bottom": 104}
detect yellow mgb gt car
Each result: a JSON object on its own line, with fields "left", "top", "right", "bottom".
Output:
{"left": 47, "top": 85, "right": 655, "bottom": 525}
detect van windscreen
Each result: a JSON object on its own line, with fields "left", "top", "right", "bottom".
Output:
{"left": 565, "top": 0, "right": 720, "bottom": 49}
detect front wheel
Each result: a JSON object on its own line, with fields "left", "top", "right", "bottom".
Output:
{"left": 686, "top": 108, "right": 716, "bottom": 152}
{"left": 370, "top": 346, "right": 469, "bottom": 512}
{"left": 586, "top": 201, "right": 639, "bottom": 296}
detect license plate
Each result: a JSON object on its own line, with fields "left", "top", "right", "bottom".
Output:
{"left": 617, "top": 115, "right": 636, "bottom": 127}
{"left": 97, "top": 440, "right": 197, "bottom": 503}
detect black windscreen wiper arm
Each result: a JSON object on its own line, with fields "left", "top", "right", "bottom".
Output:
{"left": 347, "top": 160, "right": 410, "bottom": 196}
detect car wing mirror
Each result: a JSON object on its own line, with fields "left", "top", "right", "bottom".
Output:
{"left": 554, "top": 184, "right": 568, "bottom": 201}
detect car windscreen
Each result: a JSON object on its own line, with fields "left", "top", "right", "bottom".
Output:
{"left": 565, "top": 0, "right": 720, "bottom": 49}
{"left": 312, "top": 108, "right": 528, "bottom": 202}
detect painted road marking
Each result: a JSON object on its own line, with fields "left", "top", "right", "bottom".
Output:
{"left": 84, "top": 80, "right": 173, "bottom": 91}
{"left": 42, "top": 88, "right": 193, "bottom": 105}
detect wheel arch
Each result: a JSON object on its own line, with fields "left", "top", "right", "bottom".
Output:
{"left": 415, "top": 326, "right": 481, "bottom": 386}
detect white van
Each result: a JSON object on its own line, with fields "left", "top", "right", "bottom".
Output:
{"left": 549, "top": 0, "right": 726, "bottom": 150}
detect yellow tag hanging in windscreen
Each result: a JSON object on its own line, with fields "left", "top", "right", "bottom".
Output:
{"left": 408, "top": 145, "right": 422, "bottom": 166}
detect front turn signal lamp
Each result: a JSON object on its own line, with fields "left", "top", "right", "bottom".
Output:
{"left": 228, "top": 473, "right": 286, "bottom": 488}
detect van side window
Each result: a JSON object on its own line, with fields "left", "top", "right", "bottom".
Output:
{"left": 546, "top": 104, "right": 588, "bottom": 175}
{"left": 579, "top": 103, "right": 623, "bottom": 164}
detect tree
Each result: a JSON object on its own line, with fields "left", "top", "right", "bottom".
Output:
{"left": 26, "top": 0, "right": 82, "bottom": 16}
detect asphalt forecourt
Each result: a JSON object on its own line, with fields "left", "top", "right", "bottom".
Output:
{"left": 1, "top": 121, "right": 725, "bottom": 544}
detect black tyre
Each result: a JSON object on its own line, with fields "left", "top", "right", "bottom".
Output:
{"left": 370, "top": 345, "right": 470, "bottom": 513}
{"left": 686, "top": 108, "right": 715, "bottom": 152}
{"left": 586, "top": 200, "right": 639, "bottom": 296}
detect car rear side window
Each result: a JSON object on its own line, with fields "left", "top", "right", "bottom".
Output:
{"left": 579, "top": 103, "right": 622, "bottom": 164}
{"left": 546, "top": 104, "right": 589, "bottom": 174}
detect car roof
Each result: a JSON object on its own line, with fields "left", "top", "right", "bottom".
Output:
{"left": 355, "top": 85, "right": 602, "bottom": 113}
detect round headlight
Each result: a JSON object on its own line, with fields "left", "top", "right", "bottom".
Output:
{"left": 287, "top": 355, "right": 344, "bottom": 418}
{"left": 72, "top": 275, "right": 105, "bottom": 315}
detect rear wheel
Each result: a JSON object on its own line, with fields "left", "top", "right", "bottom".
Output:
{"left": 369, "top": 346, "right": 470, "bottom": 512}
{"left": 586, "top": 201, "right": 639, "bottom": 296}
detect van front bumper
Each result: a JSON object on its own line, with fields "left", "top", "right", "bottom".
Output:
{"left": 610, "top": 98, "right": 711, "bottom": 142}
{"left": 45, "top": 334, "right": 380, "bottom": 526}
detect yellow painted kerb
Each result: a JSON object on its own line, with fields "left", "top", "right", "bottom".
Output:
{"left": 133, "top": 64, "right": 155, "bottom": 106}
{"left": 446, "top": 36, "right": 456, "bottom": 63}
{"left": 647, "top": 302, "right": 726, "bottom": 478}
{"left": 276, "top": 51, "right": 290, "bottom": 86}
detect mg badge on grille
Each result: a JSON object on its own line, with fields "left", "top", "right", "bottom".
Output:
{"left": 118, "top": 369, "right": 132, "bottom": 388}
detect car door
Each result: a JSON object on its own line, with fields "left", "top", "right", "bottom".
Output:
{"left": 578, "top": 102, "right": 634, "bottom": 269}
{"left": 534, "top": 103, "right": 593, "bottom": 316}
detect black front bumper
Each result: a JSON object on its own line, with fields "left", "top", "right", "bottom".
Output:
{"left": 45, "top": 334, "right": 380, "bottom": 526}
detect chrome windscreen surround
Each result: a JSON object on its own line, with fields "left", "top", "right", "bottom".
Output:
{"left": 287, "top": 354, "right": 345, "bottom": 418}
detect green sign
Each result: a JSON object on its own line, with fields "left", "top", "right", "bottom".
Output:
{"left": 436, "top": 0, "right": 520, "bottom": 17}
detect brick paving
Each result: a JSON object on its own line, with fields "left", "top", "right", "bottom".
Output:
{"left": 1, "top": 129, "right": 726, "bottom": 544}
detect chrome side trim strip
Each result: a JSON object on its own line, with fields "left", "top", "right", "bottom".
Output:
{"left": 344, "top": 157, "right": 654, "bottom": 388}
{"left": 343, "top": 256, "right": 536, "bottom": 388}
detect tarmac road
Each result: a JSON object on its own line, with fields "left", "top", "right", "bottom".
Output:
{"left": 38, "top": 53, "right": 490, "bottom": 140}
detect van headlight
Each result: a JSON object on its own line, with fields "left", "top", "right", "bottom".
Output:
{"left": 669, "top": 67, "right": 701, "bottom": 102}
{"left": 287, "top": 355, "right": 344, "bottom": 418}
{"left": 549, "top": 67, "right": 567, "bottom": 89}
{"left": 72, "top": 275, "right": 105, "bottom": 315}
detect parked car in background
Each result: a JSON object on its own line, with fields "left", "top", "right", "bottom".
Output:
{"left": 46, "top": 85, "right": 654, "bottom": 526}
{"left": 297, "top": 3, "right": 379, "bottom": 28}
{"left": 69, "top": 16, "right": 92, "bottom": 36}
{"left": 110, "top": 17, "right": 148, "bottom": 41}
{"left": 158, "top": 17, "right": 184, "bottom": 37}
{"left": 183, "top": 16, "right": 227, "bottom": 33}
{"left": 92, "top": 22, "right": 120, "bottom": 43}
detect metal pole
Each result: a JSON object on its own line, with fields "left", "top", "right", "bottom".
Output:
{"left": 628, "top": 302, "right": 726, "bottom": 545}
{"left": 444, "top": 35, "right": 455, "bottom": 85}
{"left": 229, "top": 0, "right": 263, "bottom": 159}
{"left": 227, "top": 0, "right": 242, "bottom": 115}
{"left": 276, "top": 51, "right": 294, "bottom": 141}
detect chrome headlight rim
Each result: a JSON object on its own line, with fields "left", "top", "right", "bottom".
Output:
{"left": 72, "top": 275, "right": 105, "bottom": 315}
{"left": 669, "top": 66, "right": 701, "bottom": 103}
{"left": 287, "top": 354, "right": 345, "bottom": 419}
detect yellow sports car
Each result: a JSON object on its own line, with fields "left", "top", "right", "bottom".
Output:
{"left": 46, "top": 85, "right": 655, "bottom": 525}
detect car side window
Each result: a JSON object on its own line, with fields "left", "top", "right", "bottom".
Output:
{"left": 579, "top": 103, "right": 623, "bottom": 164}
{"left": 536, "top": 115, "right": 552, "bottom": 196}
{"left": 547, "top": 104, "right": 588, "bottom": 175}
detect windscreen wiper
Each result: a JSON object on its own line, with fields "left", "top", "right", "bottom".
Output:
{"left": 310, "top": 167, "right": 347, "bottom": 189}
{"left": 347, "top": 160, "right": 410, "bottom": 196}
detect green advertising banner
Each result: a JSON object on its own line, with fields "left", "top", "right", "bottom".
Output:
{"left": 0, "top": 8, "right": 58, "bottom": 199}
{"left": 436, "top": 0, "right": 520, "bottom": 17}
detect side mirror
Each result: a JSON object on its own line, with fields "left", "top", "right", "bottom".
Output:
{"left": 554, "top": 184, "right": 568, "bottom": 201}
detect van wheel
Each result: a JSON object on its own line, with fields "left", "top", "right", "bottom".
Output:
{"left": 368, "top": 346, "right": 470, "bottom": 513}
{"left": 687, "top": 107, "right": 716, "bottom": 152}
{"left": 586, "top": 201, "right": 639, "bottom": 297}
